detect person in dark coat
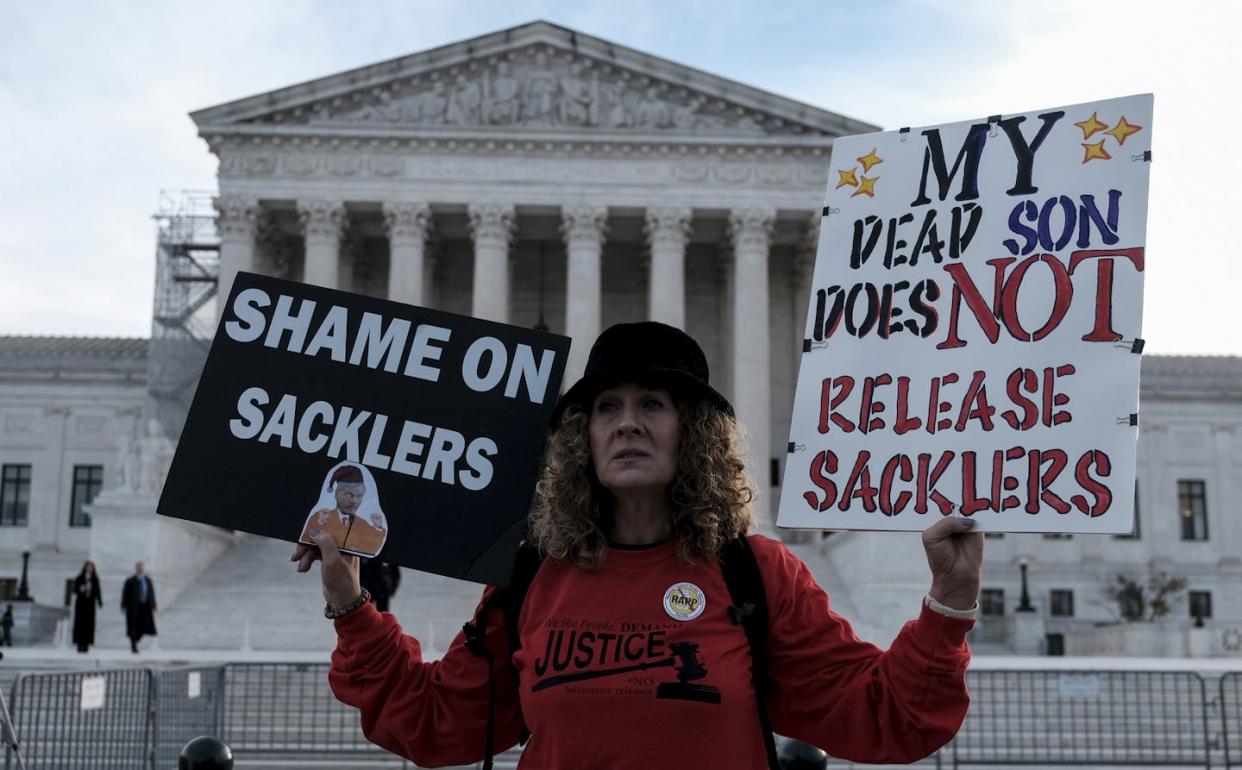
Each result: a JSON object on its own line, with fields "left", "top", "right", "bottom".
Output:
{"left": 0, "top": 603, "right": 12, "bottom": 647}
{"left": 120, "top": 562, "right": 157, "bottom": 653}
{"left": 72, "top": 560, "right": 103, "bottom": 653}
{"left": 359, "top": 559, "right": 401, "bottom": 613}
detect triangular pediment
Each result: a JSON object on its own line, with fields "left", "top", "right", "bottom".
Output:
{"left": 191, "top": 21, "right": 876, "bottom": 141}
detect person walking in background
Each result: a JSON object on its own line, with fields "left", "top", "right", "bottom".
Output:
{"left": 121, "top": 561, "right": 157, "bottom": 653}
{"left": 0, "top": 603, "right": 12, "bottom": 647}
{"left": 72, "top": 560, "right": 103, "bottom": 653}
{"left": 359, "top": 559, "right": 401, "bottom": 613}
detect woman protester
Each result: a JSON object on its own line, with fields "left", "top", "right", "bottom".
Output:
{"left": 293, "top": 322, "right": 984, "bottom": 769}
{"left": 72, "top": 560, "right": 103, "bottom": 653}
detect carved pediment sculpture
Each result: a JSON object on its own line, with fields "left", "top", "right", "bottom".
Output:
{"left": 245, "top": 47, "right": 819, "bottom": 138}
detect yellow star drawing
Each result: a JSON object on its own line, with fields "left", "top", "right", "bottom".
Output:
{"left": 852, "top": 175, "right": 878, "bottom": 197}
{"left": 856, "top": 148, "right": 883, "bottom": 173}
{"left": 1105, "top": 116, "right": 1143, "bottom": 145}
{"left": 1074, "top": 112, "right": 1109, "bottom": 140}
{"left": 1082, "top": 140, "right": 1112, "bottom": 163}
{"left": 836, "top": 167, "right": 859, "bottom": 189}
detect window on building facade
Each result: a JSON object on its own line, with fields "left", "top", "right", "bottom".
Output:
{"left": 1050, "top": 589, "right": 1075, "bottom": 617}
{"left": 69, "top": 465, "right": 104, "bottom": 527}
{"left": 980, "top": 589, "right": 1005, "bottom": 617}
{"left": 1116, "top": 480, "right": 1140, "bottom": 539}
{"left": 1045, "top": 633, "right": 1065, "bottom": 656}
{"left": 1, "top": 464, "right": 32, "bottom": 526}
{"left": 1178, "top": 480, "right": 1208, "bottom": 541}
{"left": 1189, "top": 591, "right": 1213, "bottom": 620}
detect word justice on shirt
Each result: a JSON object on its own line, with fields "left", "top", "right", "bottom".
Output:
{"left": 800, "top": 364, "right": 1114, "bottom": 518}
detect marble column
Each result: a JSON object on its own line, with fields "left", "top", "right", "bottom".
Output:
{"left": 1211, "top": 425, "right": 1240, "bottom": 565}
{"left": 383, "top": 201, "right": 433, "bottom": 306}
{"left": 562, "top": 204, "right": 609, "bottom": 380}
{"left": 298, "top": 199, "right": 347, "bottom": 289}
{"left": 1140, "top": 423, "right": 1172, "bottom": 559}
{"left": 423, "top": 249, "right": 440, "bottom": 310}
{"left": 644, "top": 206, "right": 691, "bottom": 329}
{"left": 729, "top": 208, "right": 776, "bottom": 524}
{"left": 213, "top": 195, "right": 259, "bottom": 319}
{"left": 792, "top": 212, "right": 820, "bottom": 359}
{"left": 468, "top": 203, "right": 515, "bottom": 323}
{"left": 33, "top": 406, "right": 71, "bottom": 550}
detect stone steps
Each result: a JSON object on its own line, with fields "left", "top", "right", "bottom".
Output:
{"left": 142, "top": 533, "right": 483, "bottom": 653}
{"left": 86, "top": 531, "right": 870, "bottom": 655}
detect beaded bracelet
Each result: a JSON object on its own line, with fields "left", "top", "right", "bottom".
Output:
{"left": 325, "top": 587, "right": 371, "bottom": 620}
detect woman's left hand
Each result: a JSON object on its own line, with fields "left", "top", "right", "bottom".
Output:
{"left": 922, "top": 517, "right": 984, "bottom": 611}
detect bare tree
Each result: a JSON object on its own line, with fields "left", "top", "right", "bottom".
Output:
{"left": 1105, "top": 570, "right": 1187, "bottom": 622}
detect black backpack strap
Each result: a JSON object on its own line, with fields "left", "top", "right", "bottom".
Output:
{"left": 502, "top": 542, "right": 545, "bottom": 656}
{"left": 462, "top": 541, "right": 545, "bottom": 770}
{"left": 720, "top": 535, "right": 780, "bottom": 770}
{"left": 461, "top": 593, "right": 503, "bottom": 770}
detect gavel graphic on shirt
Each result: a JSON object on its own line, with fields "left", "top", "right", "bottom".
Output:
{"left": 531, "top": 641, "right": 721, "bottom": 704}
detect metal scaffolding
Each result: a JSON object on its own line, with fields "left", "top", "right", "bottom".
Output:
{"left": 148, "top": 190, "right": 219, "bottom": 439}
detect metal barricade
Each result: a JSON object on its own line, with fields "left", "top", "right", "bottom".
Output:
{"left": 951, "top": 669, "right": 1210, "bottom": 768}
{"left": 1224, "top": 672, "right": 1242, "bottom": 769}
{"left": 4, "top": 667, "right": 154, "bottom": 770}
{"left": 153, "top": 666, "right": 226, "bottom": 770}
{"left": 4, "top": 661, "right": 1233, "bottom": 768}
{"left": 221, "top": 662, "right": 379, "bottom": 755}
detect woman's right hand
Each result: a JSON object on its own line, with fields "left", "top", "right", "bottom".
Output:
{"left": 291, "top": 534, "right": 361, "bottom": 609}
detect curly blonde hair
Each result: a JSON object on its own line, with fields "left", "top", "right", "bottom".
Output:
{"left": 529, "top": 395, "right": 756, "bottom": 568}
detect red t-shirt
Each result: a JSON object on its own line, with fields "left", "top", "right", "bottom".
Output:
{"left": 329, "top": 534, "right": 973, "bottom": 769}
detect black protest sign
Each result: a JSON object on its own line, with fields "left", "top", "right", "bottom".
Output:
{"left": 158, "top": 273, "right": 570, "bottom": 585}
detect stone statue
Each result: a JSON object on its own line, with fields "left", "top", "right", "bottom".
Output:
{"left": 447, "top": 73, "right": 483, "bottom": 125}
{"left": 673, "top": 96, "right": 703, "bottom": 130}
{"left": 377, "top": 90, "right": 405, "bottom": 122}
{"left": 138, "top": 418, "right": 176, "bottom": 497}
{"left": 354, "top": 90, "right": 404, "bottom": 123}
{"left": 599, "top": 80, "right": 632, "bottom": 128}
{"left": 116, "top": 429, "right": 141, "bottom": 494}
{"left": 522, "top": 51, "right": 559, "bottom": 123}
{"left": 634, "top": 87, "right": 672, "bottom": 129}
{"left": 558, "top": 61, "right": 594, "bottom": 126}
{"left": 278, "top": 54, "right": 785, "bottom": 135}
{"left": 411, "top": 82, "right": 448, "bottom": 124}
{"left": 486, "top": 61, "right": 520, "bottom": 125}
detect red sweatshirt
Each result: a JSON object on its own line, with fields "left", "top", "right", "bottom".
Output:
{"left": 329, "top": 534, "right": 973, "bottom": 769}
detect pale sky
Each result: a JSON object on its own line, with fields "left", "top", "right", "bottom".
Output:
{"left": 1, "top": 0, "right": 1237, "bottom": 354}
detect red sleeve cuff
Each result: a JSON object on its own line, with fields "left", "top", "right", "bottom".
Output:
{"left": 334, "top": 601, "right": 385, "bottom": 639}
{"left": 909, "top": 601, "right": 975, "bottom": 655}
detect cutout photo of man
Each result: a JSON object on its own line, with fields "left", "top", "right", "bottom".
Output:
{"left": 299, "top": 464, "right": 389, "bottom": 557}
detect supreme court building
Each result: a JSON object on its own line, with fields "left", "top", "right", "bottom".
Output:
{"left": 193, "top": 21, "right": 875, "bottom": 522}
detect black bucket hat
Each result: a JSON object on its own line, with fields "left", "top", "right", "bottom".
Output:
{"left": 551, "top": 321, "right": 733, "bottom": 426}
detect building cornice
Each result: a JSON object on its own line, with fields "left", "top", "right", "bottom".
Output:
{"left": 201, "top": 126, "right": 836, "bottom": 159}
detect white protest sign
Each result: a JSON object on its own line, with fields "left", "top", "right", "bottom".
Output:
{"left": 80, "top": 676, "right": 106, "bottom": 711}
{"left": 778, "top": 94, "right": 1151, "bottom": 534}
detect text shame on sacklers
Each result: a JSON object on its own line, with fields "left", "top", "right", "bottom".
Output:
{"left": 220, "top": 287, "right": 559, "bottom": 492}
